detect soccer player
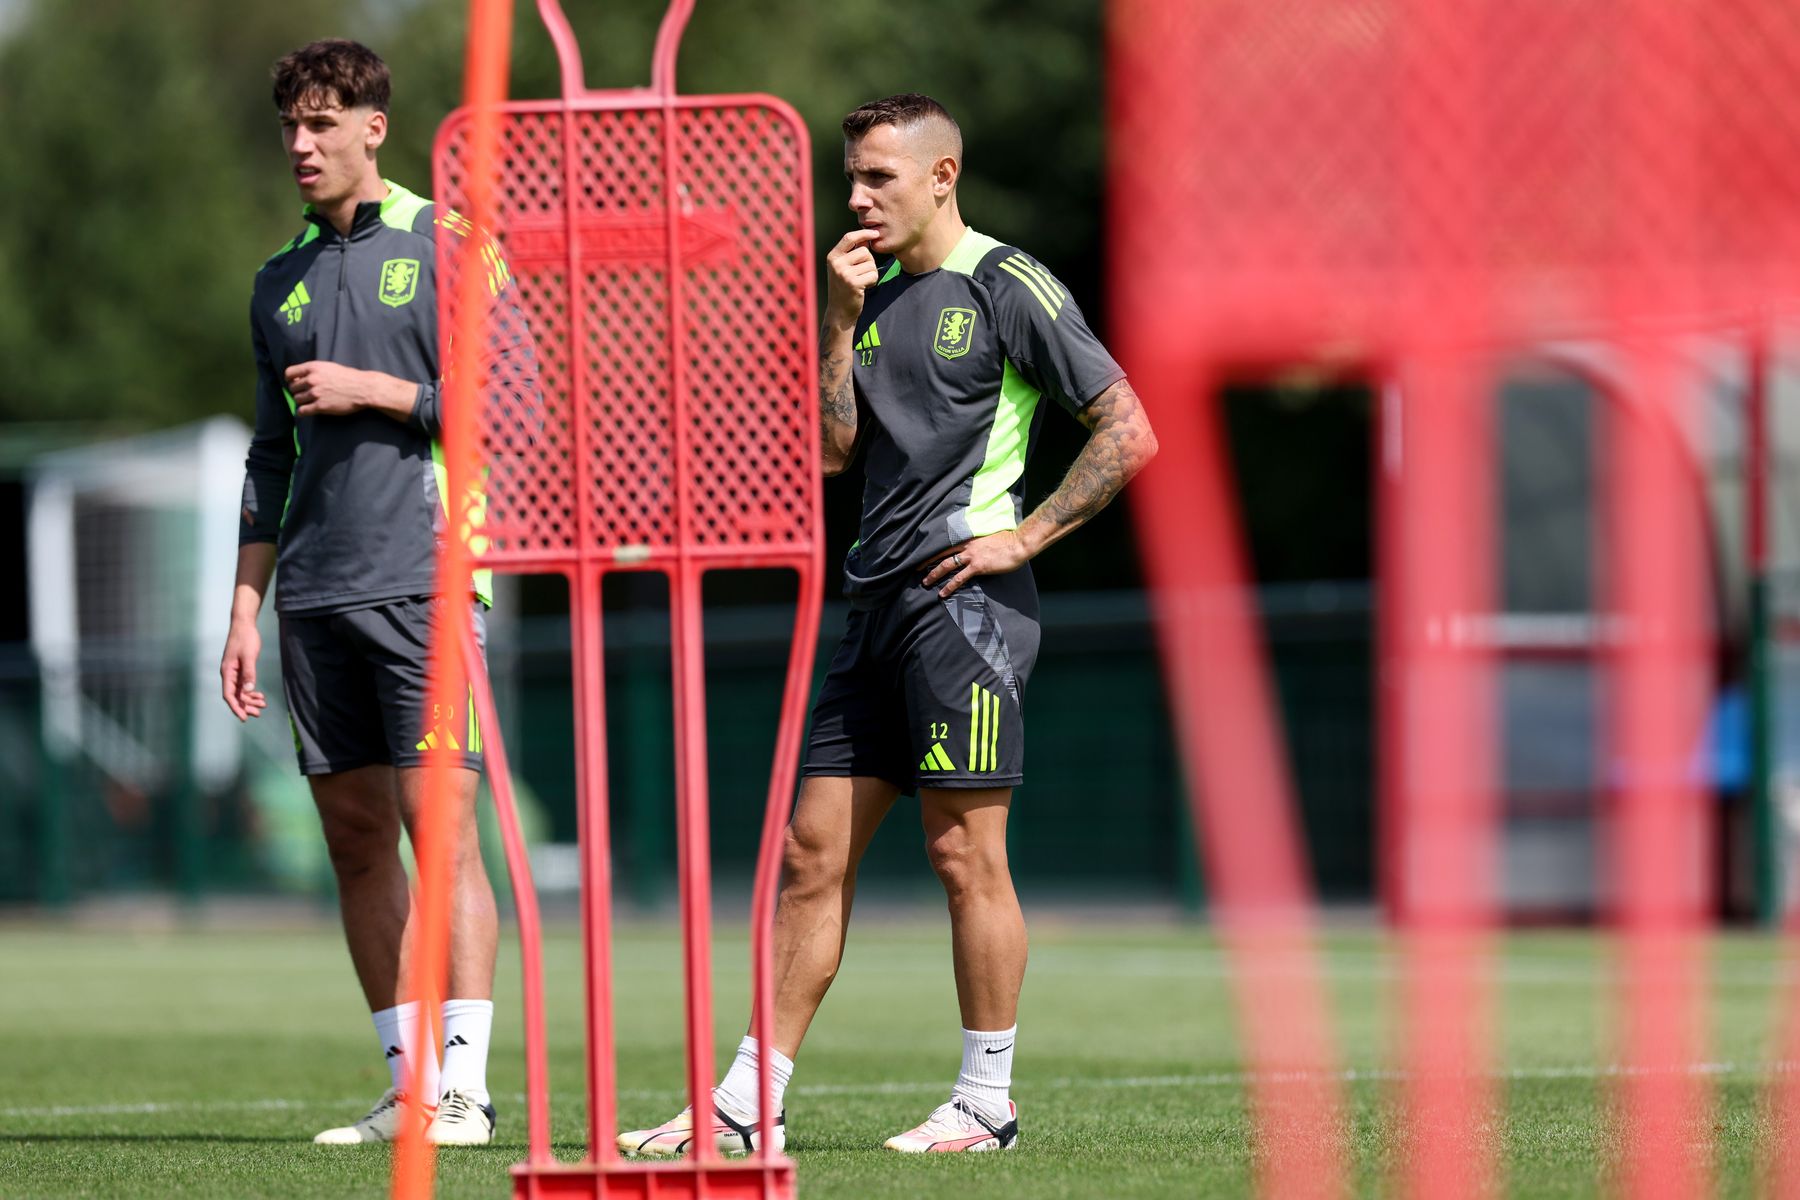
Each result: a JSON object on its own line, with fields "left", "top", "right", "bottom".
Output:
{"left": 218, "top": 39, "right": 539, "bottom": 1147}
{"left": 620, "top": 93, "right": 1156, "bottom": 1156}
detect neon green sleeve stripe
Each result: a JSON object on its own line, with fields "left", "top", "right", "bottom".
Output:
{"left": 964, "top": 361, "right": 1042, "bottom": 537}
{"left": 379, "top": 179, "right": 433, "bottom": 231}
{"left": 281, "top": 388, "right": 301, "bottom": 454}
{"left": 1009, "top": 255, "right": 1065, "bottom": 302}
{"left": 278, "top": 389, "right": 301, "bottom": 525}
{"left": 263, "top": 223, "right": 319, "bottom": 265}
{"left": 999, "top": 259, "right": 1062, "bottom": 318}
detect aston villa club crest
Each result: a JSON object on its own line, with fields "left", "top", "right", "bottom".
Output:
{"left": 379, "top": 257, "right": 420, "bottom": 308}
{"left": 934, "top": 307, "right": 976, "bottom": 360}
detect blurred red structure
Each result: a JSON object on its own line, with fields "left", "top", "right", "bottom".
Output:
{"left": 1110, "top": 0, "right": 1800, "bottom": 1195}
{"left": 422, "top": 1, "right": 820, "bottom": 1196}
{"left": 395, "top": 1, "right": 516, "bottom": 1197}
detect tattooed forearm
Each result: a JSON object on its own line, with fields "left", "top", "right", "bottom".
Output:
{"left": 1019, "top": 379, "right": 1158, "bottom": 554}
{"left": 818, "top": 324, "right": 859, "bottom": 475}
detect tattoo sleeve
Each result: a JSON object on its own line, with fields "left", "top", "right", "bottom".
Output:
{"left": 818, "top": 324, "right": 859, "bottom": 473}
{"left": 1020, "top": 379, "right": 1159, "bottom": 553}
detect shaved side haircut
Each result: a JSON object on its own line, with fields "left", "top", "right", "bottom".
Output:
{"left": 842, "top": 93, "right": 963, "bottom": 168}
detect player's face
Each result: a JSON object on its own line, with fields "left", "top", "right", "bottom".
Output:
{"left": 845, "top": 124, "right": 944, "bottom": 258}
{"left": 280, "top": 96, "right": 384, "bottom": 208}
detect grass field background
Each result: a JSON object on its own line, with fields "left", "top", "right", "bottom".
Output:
{"left": 0, "top": 916, "right": 1794, "bottom": 1198}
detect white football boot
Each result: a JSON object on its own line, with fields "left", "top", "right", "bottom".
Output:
{"left": 617, "top": 1101, "right": 786, "bottom": 1157}
{"left": 427, "top": 1088, "right": 497, "bottom": 1145}
{"left": 313, "top": 1088, "right": 432, "bottom": 1145}
{"left": 883, "top": 1096, "right": 1019, "bottom": 1153}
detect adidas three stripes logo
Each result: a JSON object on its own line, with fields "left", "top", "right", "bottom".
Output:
{"left": 997, "top": 254, "right": 1065, "bottom": 320}
{"left": 917, "top": 683, "right": 1005, "bottom": 774}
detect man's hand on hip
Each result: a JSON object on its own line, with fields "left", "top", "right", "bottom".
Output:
{"left": 286, "top": 361, "right": 418, "bottom": 420}
{"left": 918, "top": 530, "right": 1033, "bottom": 598}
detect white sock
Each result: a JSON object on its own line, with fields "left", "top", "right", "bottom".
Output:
{"left": 951, "top": 1025, "right": 1015, "bottom": 1121}
{"left": 373, "top": 1001, "right": 439, "bottom": 1099}
{"left": 438, "top": 998, "right": 494, "bottom": 1102}
{"left": 713, "top": 1036, "right": 794, "bottom": 1120}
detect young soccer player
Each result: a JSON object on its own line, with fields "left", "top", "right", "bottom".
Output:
{"left": 219, "top": 38, "right": 539, "bottom": 1147}
{"left": 620, "top": 93, "right": 1156, "bottom": 1155}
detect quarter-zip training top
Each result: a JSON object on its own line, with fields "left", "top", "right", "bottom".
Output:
{"left": 238, "top": 179, "right": 539, "bottom": 614}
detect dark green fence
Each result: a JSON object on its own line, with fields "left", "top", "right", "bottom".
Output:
{"left": 508, "top": 585, "right": 1373, "bottom": 907}
{"left": 0, "top": 585, "right": 1375, "bottom": 908}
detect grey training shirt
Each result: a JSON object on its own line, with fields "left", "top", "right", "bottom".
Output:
{"left": 239, "top": 180, "right": 539, "bottom": 614}
{"left": 844, "top": 227, "right": 1126, "bottom": 605}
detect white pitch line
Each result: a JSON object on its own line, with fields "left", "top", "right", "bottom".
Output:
{"left": 5, "top": 1061, "right": 1795, "bottom": 1122}
{"left": 0, "top": 1098, "right": 317, "bottom": 1119}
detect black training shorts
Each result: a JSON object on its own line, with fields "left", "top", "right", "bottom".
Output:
{"left": 802, "top": 566, "right": 1040, "bottom": 794}
{"left": 278, "top": 596, "right": 486, "bottom": 776}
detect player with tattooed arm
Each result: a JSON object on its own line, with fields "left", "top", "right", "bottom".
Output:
{"left": 620, "top": 92, "right": 1156, "bottom": 1156}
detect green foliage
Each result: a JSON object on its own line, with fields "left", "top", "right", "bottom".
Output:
{"left": 0, "top": 0, "right": 1108, "bottom": 429}
{"left": 0, "top": 0, "right": 361, "bottom": 425}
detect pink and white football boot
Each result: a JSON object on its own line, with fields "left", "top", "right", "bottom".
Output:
{"left": 616, "top": 1102, "right": 785, "bottom": 1157}
{"left": 883, "top": 1096, "right": 1019, "bottom": 1153}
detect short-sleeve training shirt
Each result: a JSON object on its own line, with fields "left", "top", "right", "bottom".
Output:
{"left": 843, "top": 227, "right": 1125, "bottom": 605}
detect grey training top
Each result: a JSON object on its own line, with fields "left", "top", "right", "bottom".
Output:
{"left": 843, "top": 227, "right": 1126, "bottom": 605}
{"left": 239, "top": 180, "right": 539, "bottom": 614}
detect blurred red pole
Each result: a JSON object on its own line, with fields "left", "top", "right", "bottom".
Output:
{"left": 1605, "top": 353, "right": 1713, "bottom": 1200}
{"left": 1109, "top": 1, "right": 1348, "bottom": 1193}
{"left": 1385, "top": 361, "right": 1500, "bottom": 1199}
{"left": 1130, "top": 359, "right": 1351, "bottom": 1200}
{"left": 1608, "top": 3, "right": 1712, "bottom": 1196}
{"left": 1387, "top": 2, "right": 1501, "bottom": 1194}
{"left": 392, "top": 2, "right": 513, "bottom": 1198}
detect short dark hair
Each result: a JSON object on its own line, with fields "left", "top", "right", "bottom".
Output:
{"left": 272, "top": 39, "right": 390, "bottom": 115}
{"left": 841, "top": 93, "right": 960, "bottom": 144}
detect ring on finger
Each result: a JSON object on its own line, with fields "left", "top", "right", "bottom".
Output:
{"left": 952, "top": 553, "right": 963, "bottom": 568}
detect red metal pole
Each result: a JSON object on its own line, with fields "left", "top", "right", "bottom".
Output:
{"left": 1129, "top": 358, "right": 1350, "bottom": 1200}
{"left": 463, "top": 622, "right": 553, "bottom": 1163}
{"left": 533, "top": 0, "right": 586, "bottom": 101}
{"left": 751, "top": 564, "right": 823, "bottom": 1163}
{"left": 1609, "top": 2, "right": 1712, "bottom": 1194}
{"left": 395, "top": 3, "right": 514, "bottom": 1198}
{"left": 1606, "top": 352, "right": 1713, "bottom": 1200}
{"left": 1389, "top": 357, "right": 1500, "bottom": 1200}
{"left": 650, "top": 0, "right": 696, "bottom": 97}
{"left": 658, "top": 40, "right": 716, "bottom": 1167}
{"left": 1108, "top": 3, "right": 1348, "bottom": 1193}
{"left": 573, "top": 566, "right": 620, "bottom": 1164}
{"left": 1386, "top": 3, "right": 1503, "bottom": 1185}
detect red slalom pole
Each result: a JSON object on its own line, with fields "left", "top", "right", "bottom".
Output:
{"left": 1385, "top": 360, "right": 1500, "bottom": 1199}
{"left": 462, "top": 623, "right": 552, "bottom": 1163}
{"left": 1605, "top": 352, "right": 1714, "bottom": 1200}
{"left": 393, "top": 2, "right": 514, "bottom": 1197}
{"left": 1108, "top": 3, "right": 1348, "bottom": 1192}
{"left": 1607, "top": 3, "right": 1712, "bottom": 1196}
{"left": 1385, "top": 4, "right": 1502, "bottom": 1187}
{"left": 1128, "top": 357, "right": 1350, "bottom": 1200}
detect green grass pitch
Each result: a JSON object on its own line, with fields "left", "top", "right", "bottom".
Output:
{"left": 0, "top": 919, "right": 1789, "bottom": 1197}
